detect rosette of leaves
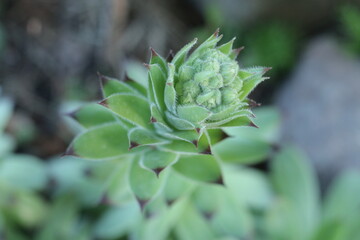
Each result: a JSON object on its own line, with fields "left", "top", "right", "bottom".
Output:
{"left": 66, "top": 30, "right": 270, "bottom": 206}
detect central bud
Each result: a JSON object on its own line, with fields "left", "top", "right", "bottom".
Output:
{"left": 175, "top": 48, "right": 242, "bottom": 112}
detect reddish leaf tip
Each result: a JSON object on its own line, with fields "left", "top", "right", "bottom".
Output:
{"left": 143, "top": 63, "right": 150, "bottom": 69}
{"left": 213, "top": 28, "right": 220, "bottom": 37}
{"left": 248, "top": 121, "right": 259, "bottom": 128}
{"left": 263, "top": 67, "right": 272, "bottom": 74}
{"left": 220, "top": 130, "right": 230, "bottom": 141}
{"left": 129, "top": 141, "right": 140, "bottom": 150}
{"left": 98, "top": 99, "right": 109, "bottom": 108}
{"left": 192, "top": 140, "right": 199, "bottom": 148}
{"left": 150, "top": 116, "right": 157, "bottom": 123}
{"left": 195, "top": 128, "right": 201, "bottom": 134}
{"left": 136, "top": 197, "right": 149, "bottom": 211}
{"left": 150, "top": 47, "right": 158, "bottom": 57}
{"left": 248, "top": 99, "right": 261, "bottom": 108}
{"left": 62, "top": 146, "right": 77, "bottom": 157}
{"left": 201, "top": 146, "right": 212, "bottom": 155}
{"left": 153, "top": 167, "right": 165, "bottom": 177}
{"left": 166, "top": 82, "right": 173, "bottom": 86}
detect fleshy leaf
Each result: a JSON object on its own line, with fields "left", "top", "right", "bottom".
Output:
{"left": 213, "top": 137, "right": 271, "bottom": 164}
{"left": 271, "top": 147, "right": 320, "bottom": 239}
{"left": 149, "top": 48, "right": 167, "bottom": 72}
{"left": 129, "top": 155, "right": 161, "bottom": 203}
{"left": 165, "top": 111, "right": 195, "bottom": 130}
{"left": 150, "top": 104, "right": 172, "bottom": 132}
{"left": 128, "top": 127, "right": 168, "bottom": 150}
{"left": 163, "top": 170, "right": 195, "bottom": 204}
{"left": 188, "top": 30, "right": 223, "bottom": 62}
{"left": 0, "top": 97, "right": 13, "bottom": 132}
{"left": 141, "top": 150, "right": 178, "bottom": 176}
{"left": 164, "top": 63, "right": 177, "bottom": 113}
{"left": 100, "top": 74, "right": 141, "bottom": 98}
{"left": 177, "top": 105, "right": 211, "bottom": 124}
{"left": 217, "top": 37, "right": 236, "bottom": 55}
{"left": 69, "top": 103, "right": 116, "bottom": 129}
{"left": 172, "top": 154, "right": 222, "bottom": 183}
{"left": 172, "top": 38, "right": 198, "bottom": 70}
{"left": 100, "top": 94, "right": 151, "bottom": 129}
{"left": 148, "top": 64, "right": 166, "bottom": 111}
{"left": 69, "top": 123, "right": 129, "bottom": 160}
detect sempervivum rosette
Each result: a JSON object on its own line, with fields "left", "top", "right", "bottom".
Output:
{"left": 66, "top": 30, "right": 270, "bottom": 206}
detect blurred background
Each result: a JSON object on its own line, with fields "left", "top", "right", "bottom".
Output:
{"left": 1, "top": 0, "right": 360, "bottom": 187}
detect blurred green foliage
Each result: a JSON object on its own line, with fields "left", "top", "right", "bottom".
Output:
{"left": 2, "top": 88, "right": 360, "bottom": 240}
{"left": 339, "top": 5, "right": 360, "bottom": 55}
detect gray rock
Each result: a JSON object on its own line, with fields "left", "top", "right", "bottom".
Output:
{"left": 276, "top": 36, "right": 360, "bottom": 186}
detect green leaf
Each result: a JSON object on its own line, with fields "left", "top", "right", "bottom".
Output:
{"left": 172, "top": 38, "right": 198, "bottom": 70}
{"left": 217, "top": 37, "right": 236, "bottom": 55}
{"left": 102, "top": 94, "right": 151, "bottom": 128}
{"left": 150, "top": 104, "right": 172, "bottom": 132}
{"left": 125, "top": 60, "right": 148, "bottom": 87}
{"left": 239, "top": 74, "right": 268, "bottom": 101}
{"left": 150, "top": 48, "right": 167, "bottom": 72}
{"left": 213, "top": 137, "right": 271, "bottom": 164}
{"left": 100, "top": 75, "right": 141, "bottom": 98}
{"left": 149, "top": 64, "right": 167, "bottom": 111}
{"left": 0, "top": 154, "right": 47, "bottom": 191}
{"left": 173, "top": 154, "right": 222, "bottom": 183}
{"left": 165, "top": 111, "right": 195, "bottom": 130}
{"left": 163, "top": 170, "right": 195, "bottom": 203}
{"left": 128, "top": 127, "right": 168, "bottom": 150}
{"left": 224, "top": 166, "right": 273, "bottom": 210}
{"left": 174, "top": 203, "right": 216, "bottom": 240}
{"left": 94, "top": 201, "right": 140, "bottom": 239}
{"left": 70, "top": 123, "right": 129, "bottom": 160}
{"left": 129, "top": 155, "right": 161, "bottom": 202}
{"left": 69, "top": 103, "right": 116, "bottom": 128}
{"left": 0, "top": 134, "right": 15, "bottom": 158}
{"left": 188, "top": 31, "right": 223, "bottom": 62}
{"left": 323, "top": 170, "right": 360, "bottom": 222}
{"left": 141, "top": 150, "right": 178, "bottom": 176}
{"left": 223, "top": 106, "right": 281, "bottom": 143}
{"left": 177, "top": 105, "right": 211, "bottom": 124}
{"left": 164, "top": 63, "right": 177, "bottom": 113}
{"left": 271, "top": 146, "right": 320, "bottom": 240}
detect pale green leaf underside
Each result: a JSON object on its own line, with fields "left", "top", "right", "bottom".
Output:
{"left": 72, "top": 123, "right": 129, "bottom": 160}
{"left": 103, "top": 94, "right": 151, "bottom": 129}
{"left": 173, "top": 154, "right": 222, "bottom": 183}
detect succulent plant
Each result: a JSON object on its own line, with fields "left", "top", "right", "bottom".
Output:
{"left": 66, "top": 30, "right": 270, "bottom": 206}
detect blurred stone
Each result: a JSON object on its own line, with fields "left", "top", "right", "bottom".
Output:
{"left": 276, "top": 36, "right": 360, "bottom": 186}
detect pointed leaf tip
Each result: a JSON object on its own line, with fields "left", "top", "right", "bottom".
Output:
{"left": 248, "top": 121, "right": 259, "bottom": 128}
{"left": 143, "top": 63, "right": 150, "bottom": 69}
{"left": 98, "top": 99, "right": 108, "bottom": 108}
{"left": 196, "top": 128, "right": 201, "bottom": 134}
{"left": 150, "top": 47, "right": 158, "bottom": 57}
{"left": 201, "top": 146, "right": 212, "bottom": 155}
{"left": 263, "top": 67, "right": 272, "bottom": 74}
{"left": 192, "top": 140, "right": 199, "bottom": 148}
{"left": 166, "top": 50, "right": 174, "bottom": 62}
{"left": 62, "top": 146, "right": 77, "bottom": 157}
{"left": 248, "top": 98, "right": 261, "bottom": 108}
{"left": 220, "top": 130, "right": 230, "bottom": 141}
{"left": 129, "top": 141, "right": 140, "bottom": 150}
{"left": 64, "top": 110, "right": 77, "bottom": 120}
{"left": 150, "top": 116, "right": 157, "bottom": 123}
{"left": 153, "top": 167, "right": 165, "bottom": 177}
{"left": 136, "top": 197, "right": 150, "bottom": 211}
{"left": 214, "top": 176, "right": 224, "bottom": 185}
{"left": 213, "top": 28, "right": 220, "bottom": 37}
